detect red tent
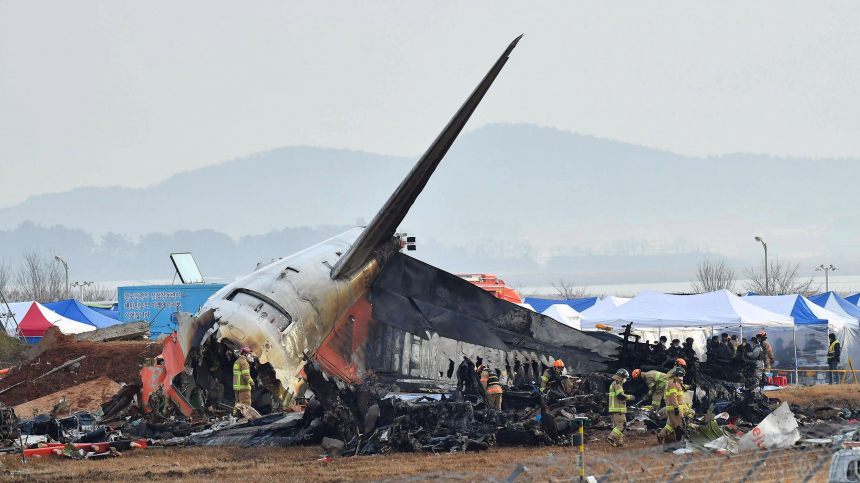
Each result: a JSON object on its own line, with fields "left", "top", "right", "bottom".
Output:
{"left": 18, "top": 302, "right": 55, "bottom": 337}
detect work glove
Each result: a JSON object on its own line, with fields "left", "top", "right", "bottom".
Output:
{"left": 674, "top": 407, "right": 680, "bottom": 416}
{"left": 683, "top": 384, "right": 691, "bottom": 390}
{"left": 626, "top": 395, "right": 634, "bottom": 401}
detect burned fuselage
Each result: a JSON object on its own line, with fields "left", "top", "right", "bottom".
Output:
{"left": 169, "top": 36, "right": 618, "bottom": 416}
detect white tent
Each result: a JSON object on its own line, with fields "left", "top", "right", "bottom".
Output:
{"left": 742, "top": 295, "right": 860, "bottom": 377}
{"left": 581, "top": 290, "right": 794, "bottom": 329}
{"left": 1, "top": 302, "right": 32, "bottom": 336}
{"left": 580, "top": 296, "right": 630, "bottom": 319}
{"left": 541, "top": 304, "right": 584, "bottom": 330}
{"left": 581, "top": 290, "right": 794, "bottom": 360}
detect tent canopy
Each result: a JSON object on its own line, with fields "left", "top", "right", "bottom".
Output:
{"left": 17, "top": 302, "right": 96, "bottom": 337}
{"left": 580, "top": 296, "right": 630, "bottom": 319}
{"left": 43, "top": 299, "right": 121, "bottom": 328}
{"left": 581, "top": 290, "right": 794, "bottom": 329}
{"left": 846, "top": 293, "right": 860, "bottom": 306}
{"left": 524, "top": 297, "right": 599, "bottom": 314}
{"left": 742, "top": 294, "right": 856, "bottom": 325}
{"left": 540, "top": 304, "right": 583, "bottom": 330}
{"left": 809, "top": 292, "right": 860, "bottom": 320}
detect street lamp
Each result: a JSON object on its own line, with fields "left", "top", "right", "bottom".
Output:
{"left": 815, "top": 264, "right": 838, "bottom": 292}
{"left": 54, "top": 255, "right": 69, "bottom": 299}
{"left": 71, "top": 281, "right": 93, "bottom": 301}
{"left": 754, "top": 236, "right": 768, "bottom": 295}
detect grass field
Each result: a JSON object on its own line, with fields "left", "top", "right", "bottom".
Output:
{"left": 0, "top": 431, "right": 834, "bottom": 482}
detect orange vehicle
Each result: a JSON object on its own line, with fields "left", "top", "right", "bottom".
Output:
{"left": 457, "top": 274, "right": 523, "bottom": 304}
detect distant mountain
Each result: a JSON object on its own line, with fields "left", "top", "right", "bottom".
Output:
{"left": 3, "top": 123, "right": 859, "bottom": 267}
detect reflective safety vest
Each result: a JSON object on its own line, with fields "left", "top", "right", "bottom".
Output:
{"left": 829, "top": 340, "right": 841, "bottom": 360}
{"left": 643, "top": 371, "right": 668, "bottom": 395}
{"left": 233, "top": 357, "right": 252, "bottom": 391}
{"left": 664, "top": 378, "right": 683, "bottom": 411}
{"left": 541, "top": 368, "right": 561, "bottom": 392}
{"left": 486, "top": 372, "right": 503, "bottom": 394}
{"left": 608, "top": 379, "right": 632, "bottom": 413}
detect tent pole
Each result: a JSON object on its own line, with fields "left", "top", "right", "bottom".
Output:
{"left": 793, "top": 324, "right": 798, "bottom": 385}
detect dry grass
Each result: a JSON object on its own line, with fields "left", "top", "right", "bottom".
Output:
{"left": 0, "top": 430, "right": 833, "bottom": 482}
{"left": 767, "top": 384, "right": 860, "bottom": 410}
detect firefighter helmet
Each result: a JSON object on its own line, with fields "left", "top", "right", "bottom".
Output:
{"left": 240, "top": 346, "right": 252, "bottom": 355}
{"left": 675, "top": 358, "right": 687, "bottom": 368}
{"left": 632, "top": 369, "right": 641, "bottom": 379}
{"left": 616, "top": 369, "right": 630, "bottom": 379}
{"left": 553, "top": 360, "right": 565, "bottom": 368}
{"left": 670, "top": 367, "right": 686, "bottom": 378}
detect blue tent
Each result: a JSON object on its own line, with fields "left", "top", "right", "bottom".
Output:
{"left": 808, "top": 292, "right": 860, "bottom": 319}
{"left": 846, "top": 293, "right": 860, "bottom": 307}
{"left": 88, "top": 306, "right": 120, "bottom": 320}
{"left": 524, "top": 297, "right": 599, "bottom": 314}
{"left": 42, "top": 299, "right": 121, "bottom": 329}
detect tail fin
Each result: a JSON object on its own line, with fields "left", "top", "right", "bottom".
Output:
{"left": 330, "top": 35, "right": 522, "bottom": 279}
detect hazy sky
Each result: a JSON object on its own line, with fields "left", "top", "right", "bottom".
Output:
{"left": 2, "top": 1, "right": 860, "bottom": 208}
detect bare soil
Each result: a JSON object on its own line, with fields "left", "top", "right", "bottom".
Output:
{"left": 767, "top": 384, "right": 860, "bottom": 410}
{"left": 0, "top": 330, "right": 161, "bottom": 407}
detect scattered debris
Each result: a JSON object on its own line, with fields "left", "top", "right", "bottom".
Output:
{"left": 75, "top": 321, "right": 150, "bottom": 342}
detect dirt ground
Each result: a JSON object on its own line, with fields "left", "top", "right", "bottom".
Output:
{"left": 0, "top": 432, "right": 832, "bottom": 483}
{"left": 767, "top": 383, "right": 860, "bottom": 410}
{"left": 0, "top": 330, "right": 161, "bottom": 406}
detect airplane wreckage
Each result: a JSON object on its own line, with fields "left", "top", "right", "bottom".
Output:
{"left": 155, "top": 35, "right": 620, "bottom": 417}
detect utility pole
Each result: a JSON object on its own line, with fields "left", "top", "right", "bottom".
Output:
{"left": 754, "top": 237, "right": 768, "bottom": 295}
{"left": 55, "top": 255, "right": 69, "bottom": 299}
{"left": 816, "top": 264, "right": 838, "bottom": 292}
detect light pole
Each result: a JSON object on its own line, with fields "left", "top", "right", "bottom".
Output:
{"left": 54, "top": 255, "right": 69, "bottom": 299}
{"left": 754, "top": 236, "right": 768, "bottom": 295}
{"left": 816, "top": 264, "right": 838, "bottom": 292}
{"left": 72, "top": 281, "right": 93, "bottom": 301}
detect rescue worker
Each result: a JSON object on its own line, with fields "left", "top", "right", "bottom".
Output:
{"left": 632, "top": 369, "right": 668, "bottom": 408}
{"left": 540, "top": 360, "right": 565, "bottom": 393}
{"left": 730, "top": 335, "right": 741, "bottom": 352}
{"left": 746, "top": 337, "right": 764, "bottom": 384}
{"left": 484, "top": 367, "right": 503, "bottom": 410}
{"left": 233, "top": 347, "right": 255, "bottom": 415}
{"left": 607, "top": 369, "right": 635, "bottom": 447}
{"left": 828, "top": 333, "right": 842, "bottom": 384}
{"left": 477, "top": 364, "right": 489, "bottom": 389}
{"left": 657, "top": 367, "right": 690, "bottom": 445}
{"left": 758, "top": 331, "right": 775, "bottom": 372}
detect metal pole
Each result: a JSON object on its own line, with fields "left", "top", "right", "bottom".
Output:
{"left": 825, "top": 268, "right": 829, "bottom": 293}
{"left": 79, "top": 284, "right": 83, "bottom": 301}
{"left": 793, "top": 324, "right": 798, "bottom": 385}
{"left": 579, "top": 423, "right": 585, "bottom": 482}
{"left": 64, "top": 264, "right": 69, "bottom": 299}
{"left": 764, "top": 243, "right": 768, "bottom": 295}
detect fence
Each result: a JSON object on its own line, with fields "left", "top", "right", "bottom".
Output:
{"left": 377, "top": 439, "right": 841, "bottom": 483}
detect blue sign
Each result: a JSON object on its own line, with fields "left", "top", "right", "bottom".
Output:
{"left": 118, "top": 284, "right": 225, "bottom": 338}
